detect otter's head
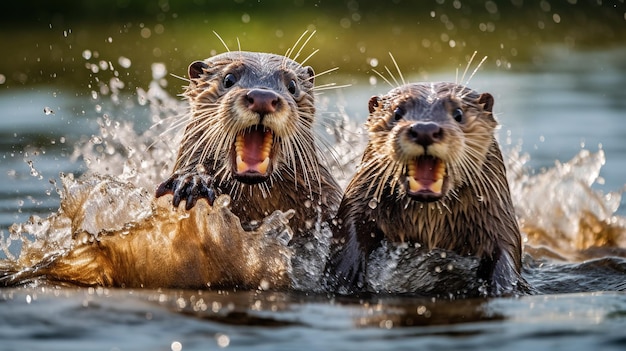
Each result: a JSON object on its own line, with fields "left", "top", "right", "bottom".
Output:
{"left": 180, "top": 51, "right": 317, "bottom": 189}
{"left": 363, "top": 82, "right": 496, "bottom": 203}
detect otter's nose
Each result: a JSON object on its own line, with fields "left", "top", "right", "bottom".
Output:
{"left": 408, "top": 122, "right": 443, "bottom": 147}
{"left": 246, "top": 89, "right": 280, "bottom": 115}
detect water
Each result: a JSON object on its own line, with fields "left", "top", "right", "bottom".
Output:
{"left": 1, "top": 38, "right": 626, "bottom": 351}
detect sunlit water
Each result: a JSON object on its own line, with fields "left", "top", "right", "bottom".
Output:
{"left": 1, "top": 46, "right": 626, "bottom": 350}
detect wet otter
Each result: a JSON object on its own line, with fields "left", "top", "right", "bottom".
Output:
{"left": 156, "top": 51, "right": 341, "bottom": 233}
{"left": 326, "top": 82, "right": 523, "bottom": 296}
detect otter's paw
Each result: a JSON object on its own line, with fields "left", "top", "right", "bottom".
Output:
{"left": 155, "top": 172, "right": 216, "bottom": 210}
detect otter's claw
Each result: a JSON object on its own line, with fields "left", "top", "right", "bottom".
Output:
{"left": 156, "top": 172, "right": 216, "bottom": 210}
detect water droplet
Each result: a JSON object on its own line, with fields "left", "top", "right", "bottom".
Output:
{"left": 216, "top": 333, "right": 230, "bottom": 348}
{"left": 380, "top": 319, "right": 393, "bottom": 329}
{"left": 259, "top": 279, "right": 269, "bottom": 290}
{"left": 151, "top": 62, "right": 167, "bottom": 80}
{"left": 82, "top": 49, "right": 92, "bottom": 60}
{"left": 170, "top": 341, "right": 182, "bottom": 351}
{"left": 368, "top": 198, "right": 378, "bottom": 209}
{"left": 141, "top": 28, "right": 152, "bottom": 39}
{"left": 118, "top": 56, "right": 131, "bottom": 69}
{"left": 43, "top": 107, "right": 54, "bottom": 115}
{"left": 216, "top": 195, "right": 230, "bottom": 208}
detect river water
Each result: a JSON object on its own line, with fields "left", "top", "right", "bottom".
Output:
{"left": 1, "top": 40, "right": 626, "bottom": 350}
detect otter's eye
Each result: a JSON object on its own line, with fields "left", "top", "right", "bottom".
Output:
{"left": 223, "top": 73, "right": 237, "bottom": 88}
{"left": 287, "top": 79, "right": 297, "bottom": 95}
{"left": 452, "top": 108, "right": 464, "bottom": 123}
{"left": 393, "top": 107, "right": 405, "bottom": 121}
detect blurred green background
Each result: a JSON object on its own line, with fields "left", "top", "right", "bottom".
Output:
{"left": 1, "top": 0, "right": 624, "bottom": 93}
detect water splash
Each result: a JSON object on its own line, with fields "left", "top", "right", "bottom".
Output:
{"left": 507, "top": 147, "right": 626, "bottom": 258}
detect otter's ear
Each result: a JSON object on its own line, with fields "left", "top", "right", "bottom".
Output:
{"left": 478, "top": 93, "right": 494, "bottom": 112}
{"left": 368, "top": 96, "right": 382, "bottom": 114}
{"left": 188, "top": 61, "right": 208, "bottom": 80}
{"left": 305, "top": 66, "right": 315, "bottom": 84}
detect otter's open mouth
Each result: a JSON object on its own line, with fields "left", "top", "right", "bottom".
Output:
{"left": 232, "top": 125, "right": 274, "bottom": 184}
{"left": 406, "top": 155, "right": 447, "bottom": 202}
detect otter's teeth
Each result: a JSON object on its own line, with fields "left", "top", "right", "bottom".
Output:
{"left": 408, "top": 176, "right": 421, "bottom": 192}
{"left": 431, "top": 177, "right": 444, "bottom": 193}
{"left": 432, "top": 161, "right": 446, "bottom": 193}
{"left": 262, "top": 130, "right": 273, "bottom": 159}
{"left": 236, "top": 155, "right": 247, "bottom": 173}
{"left": 407, "top": 162, "right": 417, "bottom": 178}
{"left": 258, "top": 157, "right": 270, "bottom": 174}
{"left": 407, "top": 162, "right": 420, "bottom": 192}
{"left": 235, "top": 135, "right": 244, "bottom": 154}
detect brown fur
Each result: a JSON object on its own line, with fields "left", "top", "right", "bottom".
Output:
{"left": 327, "top": 82, "right": 523, "bottom": 295}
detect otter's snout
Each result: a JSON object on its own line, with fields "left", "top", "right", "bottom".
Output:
{"left": 246, "top": 89, "right": 280, "bottom": 115}
{"left": 408, "top": 122, "right": 443, "bottom": 147}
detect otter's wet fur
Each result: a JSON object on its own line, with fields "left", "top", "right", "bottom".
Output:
{"left": 326, "top": 82, "right": 524, "bottom": 296}
{"left": 156, "top": 51, "right": 341, "bottom": 236}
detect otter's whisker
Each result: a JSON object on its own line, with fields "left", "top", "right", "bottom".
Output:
{"left": 372, "top": 69, "right": 395, "bottom": 89}
{"left": 310, "top": 66, "right": 339, "bottom": 79}
{"left": 384, "top": 65, "right": 401, "bottom": 88}
{"left": 286, "top": 30, "right": 309, "bottom": 61}
{"left": 388, "top": 52, "right": 406, "bottom": 86}
{"left": 299, "top": 48, "right": 319, "bottom": 67}
{"left": 312, "top": 83, "right": 352, "bottom": 93}
{"left": 213, "top": 31, "right": 230, "bottom": 52}
{"left": 465, "top": 54, "right": 488, "bottom": 87}
{"left": 170, "top": 73, "right": 191, "bottom": 83}
{"left": 292, "top": 30, "right": 316, "bottom": 62}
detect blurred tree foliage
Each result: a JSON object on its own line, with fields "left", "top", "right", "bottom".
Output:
{"left": 1, "top": 0, "right": 624, "bottom": 89}
{"left": 3, "top": 0, "right": 624, "bottom": 27}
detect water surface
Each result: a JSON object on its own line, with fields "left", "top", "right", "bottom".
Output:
{"left": 1, "top": 4, "right": 626, "bottom": 350}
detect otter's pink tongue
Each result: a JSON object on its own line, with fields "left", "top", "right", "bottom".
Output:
{"left": 235, "top": 126, "right": 272, "bottom": 175}
{"left": 407, "top": 156, "right": 445, "bottom": 194}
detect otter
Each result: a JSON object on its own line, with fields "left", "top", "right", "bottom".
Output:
{"left": 156, "top": 51, "right": 341, "bottom": 233}
{"left": 326, "top": 82, "right": 523, "bottom": 296}
{"left": 154, "top": 51, "right": 342, "bottom": 289}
